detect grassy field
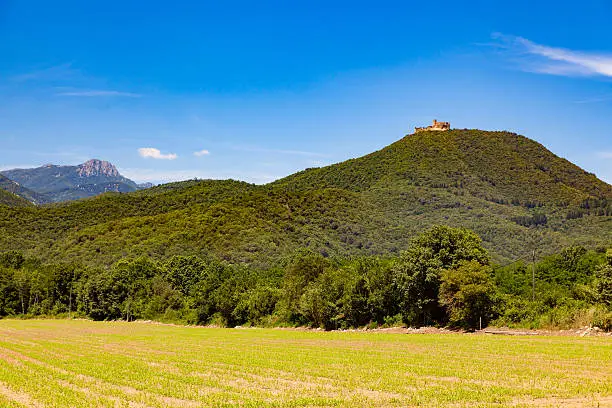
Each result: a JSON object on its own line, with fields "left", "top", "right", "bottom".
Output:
{"left": 0, "top": 320, "right": 610, "bottom": 407}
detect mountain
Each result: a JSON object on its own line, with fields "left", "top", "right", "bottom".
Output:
{"left": 0, "top": 129, "right": 610, "bottom": 267}
{"left": 0, "top": 174, "right": 48, "bottom": 205}
{"left": 137, "top": 182, "right": 156, "bottom": 190}
{"left": 1, "top": 159, "right": 138, "bottom": 203}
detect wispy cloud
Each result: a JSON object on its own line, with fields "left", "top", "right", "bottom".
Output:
{"left": 573, "top": 95, "right": 612, "bottom": 104}
{"left": 193, "top": 149, "right": 210, "bottom": 157}
{"left": 138, "top": 148, "right": 178, "bottom": 160}
{"left": 11, "top": 63, "right": 139, "bottom": 97}
{"left": 12, "top": 63, "right": 80, "bottom": 82}
{"left": 597, "top": 152, "right": 612, "bottom": 159}
{"left": 56, "top": 90, "right": 142, "bottom": 97}
{"left": 492, "top": 33, "right": 612, "bottom": 78}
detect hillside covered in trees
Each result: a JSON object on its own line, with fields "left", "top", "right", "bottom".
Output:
{"left": 1, "top": 226, "right": 610, "bottom": 330}
{"left": 0, "top": 129, "right": 610, "bottom": 268}
{"left": 0, "top": 175, "right": 40, "bottom": 206}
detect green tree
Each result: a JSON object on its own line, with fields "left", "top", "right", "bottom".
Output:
{"left": 299, "top": 280, "right": 336, "bottom": 329}
{"left": 80, "top": 258, "right": 160, "bottom": 321}
{"left": 0, "top": 267, "right": 19, "bottom": 316}
{"left": 233, "top": 285, "right": 281, "bottom": 325}
{"left": 439, "top": 260, "right": 496, "bottom": 329}
{"left": 345, "top": 257, "right": 399, "bottom": 325}
{"left": 142, "top": 275, "right": 187, "bottom": 322}
{"left": 163, "top": 255, "right": 208, "bottom": 295}
{"left": 0, "top": 251, "right": 25, "bottom": 269}
{"left": 393, "top": 225, "right": 490, "bottom": 326}
{"left": 298, "top": 266, "right": 358, "bottom": 330}
{"left": 594, "top": 250, "right": 612, "bottom": 307}
{"left": 277, "top": 250, "right": 330, "bottom": 324}
{"left": 191, "top": 259, "right": 231, "bottom": 324}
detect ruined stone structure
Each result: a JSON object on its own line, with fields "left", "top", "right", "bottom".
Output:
{"left": 415, "top": 119, "right": 451, "bottom": 133}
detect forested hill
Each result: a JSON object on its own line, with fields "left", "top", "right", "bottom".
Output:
{"left": 0, "top": 129, "right": 610, "bottom": 267}
{"left": 0, "top": 174, "right": 45, "bottom": 205}
{"left": 273, "top": 129, "right": 612, "bottom": 205}
{"left": 0, "top": 178, "right": 32, "bottom": 207}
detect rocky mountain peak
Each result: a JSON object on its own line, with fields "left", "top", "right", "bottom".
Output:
{"left": 77, "top": 159, "right": 119, "bottom": 178}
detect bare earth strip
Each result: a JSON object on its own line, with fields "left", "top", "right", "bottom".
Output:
{"left": 512, "top": 395, "right": 612, "bottom": 407}
{"left": 0, "top": 382, "right": 44, "bottom": 408}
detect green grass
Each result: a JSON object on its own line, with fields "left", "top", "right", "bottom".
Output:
{"left": 0, "top": 320, "right": 610, "bottom": 407}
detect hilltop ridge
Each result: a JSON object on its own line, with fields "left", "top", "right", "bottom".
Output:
{"left": 274, "top": 129, "right": 611, "bottom": 205}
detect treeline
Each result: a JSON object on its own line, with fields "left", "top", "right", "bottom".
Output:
{"left": 566, "top": 197, "right": 612, "bottom": 219}
{"left": 511, "top": 213, "right": 547, "bottom": 227}
{"left": 1, "top": 226, "right": 611, "bottom": 330}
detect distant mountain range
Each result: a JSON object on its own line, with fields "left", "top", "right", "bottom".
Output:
{"left": 0, "top": 159, "right": 143, "bottom": 203}
{"left": 0, "top": 129, "right": 610, "bottom": 267}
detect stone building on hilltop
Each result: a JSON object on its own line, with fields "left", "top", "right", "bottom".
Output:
{"left": 415, "top": 119, "right": 451, "bottom": 133}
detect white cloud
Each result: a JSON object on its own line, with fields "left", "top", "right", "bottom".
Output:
{"left": 193, "top": 149, "right": 210, "bottom": 157}
{"left": 57, "top": 90, "right": 141, "bottom": 97}
{"left": 597, "top": 152, "right": 612, "bottom": 159}
{"left": 137, "top": 148, "right": 178, "bottom": 160}
{"left": 492, "top": 33, "right": 612, "bottom": 78}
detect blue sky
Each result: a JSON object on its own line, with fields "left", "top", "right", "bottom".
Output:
{"left": 1, "top": 1, "right": 611, "bottom": 184}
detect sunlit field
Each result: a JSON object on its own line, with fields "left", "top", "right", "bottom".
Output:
{"left": 0, "top": 320, "right": 610, "bottom": 407}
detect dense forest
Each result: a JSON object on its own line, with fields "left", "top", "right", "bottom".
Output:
{"left": 0, "top": 130, "right": 611, "bottom": 270}
{"left": 1, "top": 226, "right": 610, "bottom": 331}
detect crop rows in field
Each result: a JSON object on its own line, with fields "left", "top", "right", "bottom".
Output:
{"left": 0, "top": 320, "right": 610, "bottom": 407}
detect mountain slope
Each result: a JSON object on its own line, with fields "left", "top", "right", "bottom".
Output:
{"left": 274, "top": 129, "right": 611, "bottom": 205}
{"left": 0, "top": 130, "right": 610, "bottom": 266}
{"left": 1, "top": 159, "right": 138, "bottom": 202}
{"left": 0, "top": 176, "right": 33, "bottom": 207}
{"left": 0, "top": 174, "right": 46, "bottom": 205}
